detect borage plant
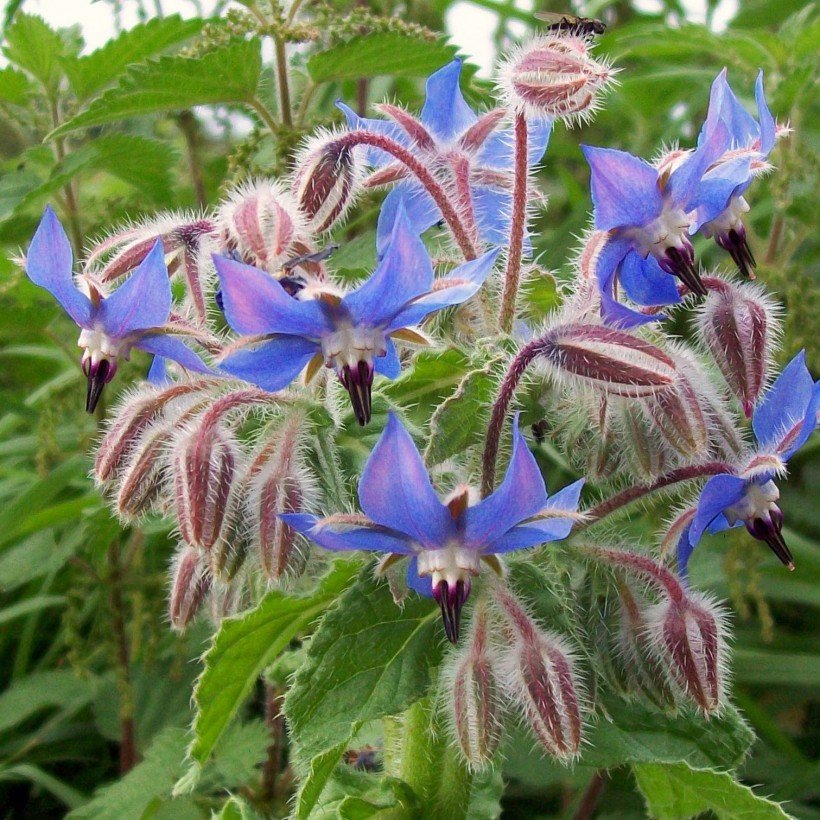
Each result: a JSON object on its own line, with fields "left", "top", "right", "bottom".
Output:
{"left": 20, "top": 20, "right": 815, "bottom": 820}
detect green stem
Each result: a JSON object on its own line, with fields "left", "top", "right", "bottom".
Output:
{"left": 250, "top": 97, "right": 280, "bottom": 135}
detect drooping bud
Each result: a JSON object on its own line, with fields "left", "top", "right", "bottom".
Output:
{"left": 291, "top": 130, "right": 363, "bottom": 234}
{"left": 447, "top": 605, "right": 503, "bottom": 769}
{"left": 642, "top": 371, "right": 709, "bottom": 459}
{"left": 498, "top": 35, "right": 615, "bottom": 124}
{"left": 697, "top": 279, "right": 778, "bottom": 416}
{"left": 494, "top": 584, "right": 583, "bottom": 760}
{"left": 114, "top": 419, "right": 175, "bottom": 519}
{"left": 169, "top": 546, "right": 212, "bottom": 631}
{"left": 619, "top": 401, "right": 668, "bottom": 479}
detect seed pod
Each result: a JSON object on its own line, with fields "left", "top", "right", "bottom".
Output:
{"left": 169, "top": 546, "right": 212, "bottom": 631}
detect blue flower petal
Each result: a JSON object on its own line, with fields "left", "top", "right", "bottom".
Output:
{"left": 420, "top": 59, "right": 477, "bottom": 142}
{"left": 374, "top": 338, "right": 401, "bottom": 379}
{"left": 213, "top": 254, "right": 331, "bottom": 338}
{"left": 406, "top": 556, "right": 434, "bottom": 597}
{"left": 25, "top": 207, "right": 93, "bottom": 328}
{"left": 675, "top": 521, "right": 696, "bottom": 582}
{"left": 582, "top": 146, "right": 663, "bottom": 231}
{"left": 690, "top": 474, "right": 748, "bottom": 546}
{"left": 619, "top": 251, "right": 681, "bottom": 307}
{"left": 280, "top": 513, "right": 416, "bottom": 554}
{"left": 479, "top": 116, "right": 552, "bottom": 169}
{"left": 690, "top": 155, "right": 754, "bottom": 232}
{"left": 136, "top": 334, "right": 213, "bottom": 375}
{"left": 146, "top": 356, "right": 168, "bottom": 385}
{"left": 473, "top": 186, "right": 519, "bottom": 249}
{"left": 756, "top": 70, "right": 776, "bottom": 155}
{"left": 717, "top": 70, "right": 759, "bottom": 147}
{"left": 99, "top": 241, "right": 171, "bottom": 338}
{"left": 358, "top": 412, "right": 454, "bottom": 548}
{"left": 219, "top": 335, "right": 319, "bottom": 392}
{"left": 336, "top": 101, "right": 410, "bottom": 167}
{"left": 375, "top": 184, "right": 442, "bottom": 257}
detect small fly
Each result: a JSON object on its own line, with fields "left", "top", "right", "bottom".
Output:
{"left": 534, "top": 11, "right": 606, "bottom": 36}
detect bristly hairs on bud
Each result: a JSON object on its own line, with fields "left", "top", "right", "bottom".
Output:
{"left": 169, "top": 546, "right": 212, "bottom": 631}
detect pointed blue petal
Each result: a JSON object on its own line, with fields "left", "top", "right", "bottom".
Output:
{"left": 697, "top": 69, "right": 733, "bottom": 157}
{"left": 473, "top": 186, "right": 517, "bottom": 248}
{"left": 600, "top": 287, "right": 664, "bottom": 328}
{"left": 675, "top": 522, "right": 696, "bottom": 583}
{"left": 582, "top": 146, "right": 663, "bottom": 231}
{"left": 358, "top": 413, "right": 454, "bottom": 548}
{"left": 146, "top": 356, "right": 169, "bottom": 385}
{"left": 136, "top": 334, "right": 213, "bottom": 375}
{"left": 213, "top": 254, "right": 331, "bottom": 338}
{"left": 691, "top": 156, "right": 754, "bottom": 231}
{"left": 718, "top": 71, "right": 759, "bottom": 146}
{"left": 386, "top": 247, "right": 500, "bottom": 331}
{"left": 420, "top": 59, "right": 477, "bottom": 141}
{"left": 462, "top": 414, "right": 548, "bottom": 549}
{"left": 280, "top": 512, "right": 415, "bottom": 554}
{"left": 219, "top": 336, "right": 319, "bottom": 392}
{"left": 690, "top": 474, "right": 747, "bottom": 546}
{"left": 374, "top": 338, "right": 401, "bottom": 379}
{"left": 375, "top": 184, "right": 441, "bottom": 256}
{"left": 619, "top": 251, "right": 681, "bottom": 307}
{"left": 336, "top": 101, "right": 410, "bottom": 167}
{"left": 25, "top": 207, "right": 93, "bottom": 327}
{"left": 406, "top": 556, "right": 434, "bottom": 597}
{"left": 479, "top": 116, "right": 552, "bottom": 169}
{"left": 99, "top": 241, "right": 171, "bottom": 338}
{"left": 344, "top": 205, "right": 433, "bottom": 326}
{"left": 755, "top": 70, "right": 776, "bottom": 155}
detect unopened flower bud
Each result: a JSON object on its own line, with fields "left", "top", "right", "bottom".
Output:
{"left": 642, "top": 371, "right": 708, "bottom": 458}
{"left": 115, "top": 420, "right": 174, "bottom": 519}
{"left": 498, "top": 35, "right": 615, "bottom": 124}
{"left": 619, "top": 402, "right": 668, "bottom": 478}
{"left": 169, "top": 546, "right": 212, "bottom": 631}
{"left": 291, "top": 131, "right": 363, "bottom": 233}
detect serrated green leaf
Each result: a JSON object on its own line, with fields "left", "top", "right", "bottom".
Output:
{"left": 633, "top": 762, "right": 791, "bottom": 819}
{"left": 0, "top": 169, "right": 42, "bottom": 221}
{"left": 308, "top": 32, "right": 459, "bottom": 83}
{"left": 285, "top": 570, "right": 443, "bottom": 765}
{"left": 2, "top": 13, "right": 70, "bottom": 91}
{"left": 61, "top": 15, "right": 202, "bottom": 100}
{"left": 294, "top": 735, "right": 358, "bottom": 819}
{"left": 181, "top": 559, "right": 360, "bottom": 780}
{"left": 49, "top": 40, "right": 262, "bottom": 138}
{"left": 0, "top": 65, "right": 31, "bottom": 104}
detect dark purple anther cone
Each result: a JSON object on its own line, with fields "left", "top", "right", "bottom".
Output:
{"left": 716, "top": 226, "right": 757, "bottom": 280}
{"left": 433, "top": 578, "right": 471, "bottom": 643}
{"left": 662, "top": 244, "right": 707, "bottom": 297}
{"left": 745, "top": 508, "right": 794, "bottom": 569}
{"left": 339, "top": 361, "right": 374, "bottom": 426}
{"left": 85, "top": 358, "right": 115, "bottom": 413}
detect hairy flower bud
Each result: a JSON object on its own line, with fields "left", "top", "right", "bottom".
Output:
{"left": 169, "top": 546, "right": 212, "bottom": 631}
{"left": 642, "top": 371, "right": 708, "bottom": 459}
{"left": 498, "top": 35, "right": 615, "bottom": 124}
{"left": 291, "top": 131, "right": 363, "bottom": 233}
{"left": 697, "top": 280, "right": 778, "bottom": 416}
{"left": 115, "top": 420, "right": 174, "bottom": 519}
{"left": 619, "top": 402, "right": 668, "bottom": 478}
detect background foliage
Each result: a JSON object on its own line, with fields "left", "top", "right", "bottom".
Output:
{"left": 0, "top": 0, "right": 817, "bottom": 817}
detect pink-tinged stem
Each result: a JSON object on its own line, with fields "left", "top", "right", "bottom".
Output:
{"left": 587, "top": 546, "right": 686, "bottom": 603}
{"left": 334, "top": 131, "right": 478, "bottom": 260}
{"left": 499, "top": 111, "right": 529, "bottom": 333}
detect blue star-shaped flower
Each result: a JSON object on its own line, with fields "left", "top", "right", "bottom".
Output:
{"left": 338, "top": 58, "right": 552, "bottom": 254}
{"left": 25, "top": 207, "right": 212, "bottom": 412}
{"left": 282, "top": 412, "right": 584, "bottom": 641}
{"left": 677, "top": 351, "right": 819, "bottom": 577}
{"left": 215, "top": 206, "right": 499, "bottom": 425}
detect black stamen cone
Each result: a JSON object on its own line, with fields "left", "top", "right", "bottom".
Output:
{"left": 717, "top": 229, "right": 757, "bottom": 279}
{"left": 746, "top": 511, "right": 794, "bottom": 569}
{"left": 340, "top": 361, "right": 373, "bottom": 426}
{"left": 667, "top": 246, "right": 708, "bottom": 297}
{"left": 433, "top": 579, "right": 469, "bottom": 643}
{"left": 86, "top": 359, "right": 111, "bottom": 413}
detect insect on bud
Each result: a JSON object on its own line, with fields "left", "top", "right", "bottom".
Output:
{"left": 169, "top": 546, "right": 212, "bottom": 631}
{"left": 291, "top": 131, "right": 363, "bottom": 234}
{"left": 497, "top": 35, "right": 615, "bottom": 124}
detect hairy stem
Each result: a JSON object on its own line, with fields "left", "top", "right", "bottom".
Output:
{"left": 573, "top": 770, "right": 606, "bottom": 820}
{"left": 274, "top": 36, "right": 293, "bottom": 128}
{"left": 499, "top": 110, "right": 529, "bottom": 333}
{"left": 250, "top": 97, "right": 280, "bottom": 135}
{"left": 177, "top": 110, "right": 207, "bottom": 207}
{"left": 260, "top": 682, "right": 285, "bottom": 802}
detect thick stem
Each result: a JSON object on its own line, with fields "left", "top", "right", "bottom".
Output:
{"left": 573, "top": 770, "right": 606, "bottom": 820}
{"left": 274, "top": 37, "right": 293, "bottom": 128}
{"left": 250, "top": 97, "right": 280, "bottom": 135}
{"left": 499, "top": 111, "right": 529, "bottom": 333}
{"left": 260, "top": 682, "right": 285, "bottom": 801}
{"left": 336, "top": 131, "right": 478, "bottom": 260}
{"left": 177, "top": 110, "right": 207, "bottom": 207}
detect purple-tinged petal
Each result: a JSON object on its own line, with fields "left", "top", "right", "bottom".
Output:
{"left": 690, "top": 474, "right": 747, "bottom": 546}
{"left": 336, "top": 101, "right": 410, "bottom": 166}
{"left": 386, "top": 247, "right": 500, "bottom": 331}
{"left": 213, "top": 254, "right": 331, "bottom": 338}
{"left": 479, "top": 116, "right": 552, "bottom": 169}
{"left": 25, "top": 206, "right": 93, "bottom": 327}
{"left": 619, "top": 251, "right": 681, "bottom": 307}
{"left": 697, "top": 69, "right": 733, "bottom": 158}
{"left": 375, "top": 183, "right": 442, "bottom": 256}
{"left": 676, "top": 522, "right": 696, "bottom": 582}
{"left": 755, "top": 70, "right": 776, "bottom": 155}
{"left": 406, "top": 556, "right": 434, "bottom": 597}
{"left": 219, "top": 335, "right": 319, "bottom": 392}
{"left": 374, "top": 338, "right": 401, "bottom": 379}
{"left": 358, "top": 412, "right": 453, "bottom": 548}
{"left": 753, "top": 350, "right": 818, "bottom": 457}
{"left": 420, "top": 59, "right": 477, "bottom": 142}
{"left": 136, "top": 334, "right": 212, "bottom": 375}
{"left": 147, "top": 356, "right": 168, "bottom": 385}
{"left": 582, "top": 146, "right": 663, "bottom": 231}
{"left": 344, "top": 205, "right": 433, "bottom": 326}
{"left": 281, "top": 513, "right": 416, "bottom": 554}
{"left": 600, "top": 288, "right": 664, "bottom": 329}
{"left": 462, "top": 414, "right": 548, "bottom": 549}
{"left": 473, "top": 186, "right": 525, "bottom": 249}
{"left": 716, "top": 71, "right": 759, "bottom": 147}
{"left": 98, "top": 241, "right": 171, "bottom": 337}
{"left": 690, "top": 156, "right": 754, "bottom": 231}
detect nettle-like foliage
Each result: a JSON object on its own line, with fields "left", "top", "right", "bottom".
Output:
{"left": 20, "top": 20, "right": 816, "bottom": 818}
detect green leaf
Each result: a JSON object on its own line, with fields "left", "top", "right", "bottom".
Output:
{"left": 308, "top": 32, "right": 459, "bottom": 83}
{"left": 2, "top": 13, "right": 69, "bottom": 92}
{"left": 0, "top": 670, "right": 96, "bottom": 734}
{"left": 179, "top": 559, "right": 360, "bottom": 784}
{"left": 0, "top": 764, "right": 87, "bottom": 810}
{"left": 0, "top": 65, "right": 31, "bottom": 104}
{"left": 294, "top": 736, "right": 358, "bottom": 819}
{"left": 0, "top": 595, "right": 65, "bottom": 626}
{"left": 285, "top": 569, "right": 443, "bottom": 764}
{"left": 633, "top": 762, "right": 791, "bottom": 819}
{"left": 733, "top": 648, "right": 820, "bottom": 687}
{"left": 61, "top": 15, "right": 202, "bottom": 101}
{"left": 0, "top": 169, "right": 42, "bottom": 221}
{"left": 49, "top": 40, "right": 263, "bottom": 138}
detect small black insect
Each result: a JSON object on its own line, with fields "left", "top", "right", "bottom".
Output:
{"left": 534, "top": 11, "right": 606, "bottom": 36}
{"left": 282, "top": 243, "right": 339, "bottom": 272}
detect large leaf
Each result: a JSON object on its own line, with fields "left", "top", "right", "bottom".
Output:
{"left": 308, "top": 33, "right": 459, "bottom": 83}
{"left": 285, "top": 569, "right": 443, "bottom": 764}
{"left": 61, "top": 15, "right": 203, "bottom": 101}
{"left": 49, "top": 40, "right": 263, "bottom": 138}
{"left": 0, "top": 65, "right": 31, "bottom": 105}
{"left": 633, "top": 762, "right": 791, "bottom": 819}
{"left": 2, "top": 13, "right": 69, "bottom": 92}
{"left": 177, "top": 559, "right": 360, "bottom": 788}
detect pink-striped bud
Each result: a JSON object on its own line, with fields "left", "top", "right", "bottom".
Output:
{"left": 498, "top": 35, "right": 615, "bottom": 124}
{"left": 114, "top": 420, "right": 174, "bottom": 519}
{"left": 620, "top": 402, "right": 668, "bottom": 478}
{"left": 169, "top": 546, "right": 212, "bottom": 631}
{"left": 447, "top": 606, "right": 502, "bottom": 769}
{"left": 541, "top": 323, "right": 677, "bottom": 397}
{"left": 216, "top": 179, "right": 308, "bottom": 272}
{"left": 291, "top": 131, "right": 363, "bottom": 233}
{"left": 697, "top": 280, "right": 778, "bottom": 417}
{"left": 494, "top": 585, "right": 583, "bottom": 760}
{"left": 642, "top": 371, "right": 709, "bottom": 459}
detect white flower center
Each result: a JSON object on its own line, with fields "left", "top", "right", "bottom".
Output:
{"left": 700, "top": 196, "right": 750, "bottom": 239}
{"left": 321, "top": 324, "right": 387, "bottom": 372}
{"left": 626, "top": 205, "right": 690, "bottom": 259}
{"left": 416, "top": 545, "right": 480, "bottom": 589}
{"left": 77, "top": 326, "right": 129, "bottom": 368}
{"left": 724, "top": 479, "right": 780, "bottom": 526}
